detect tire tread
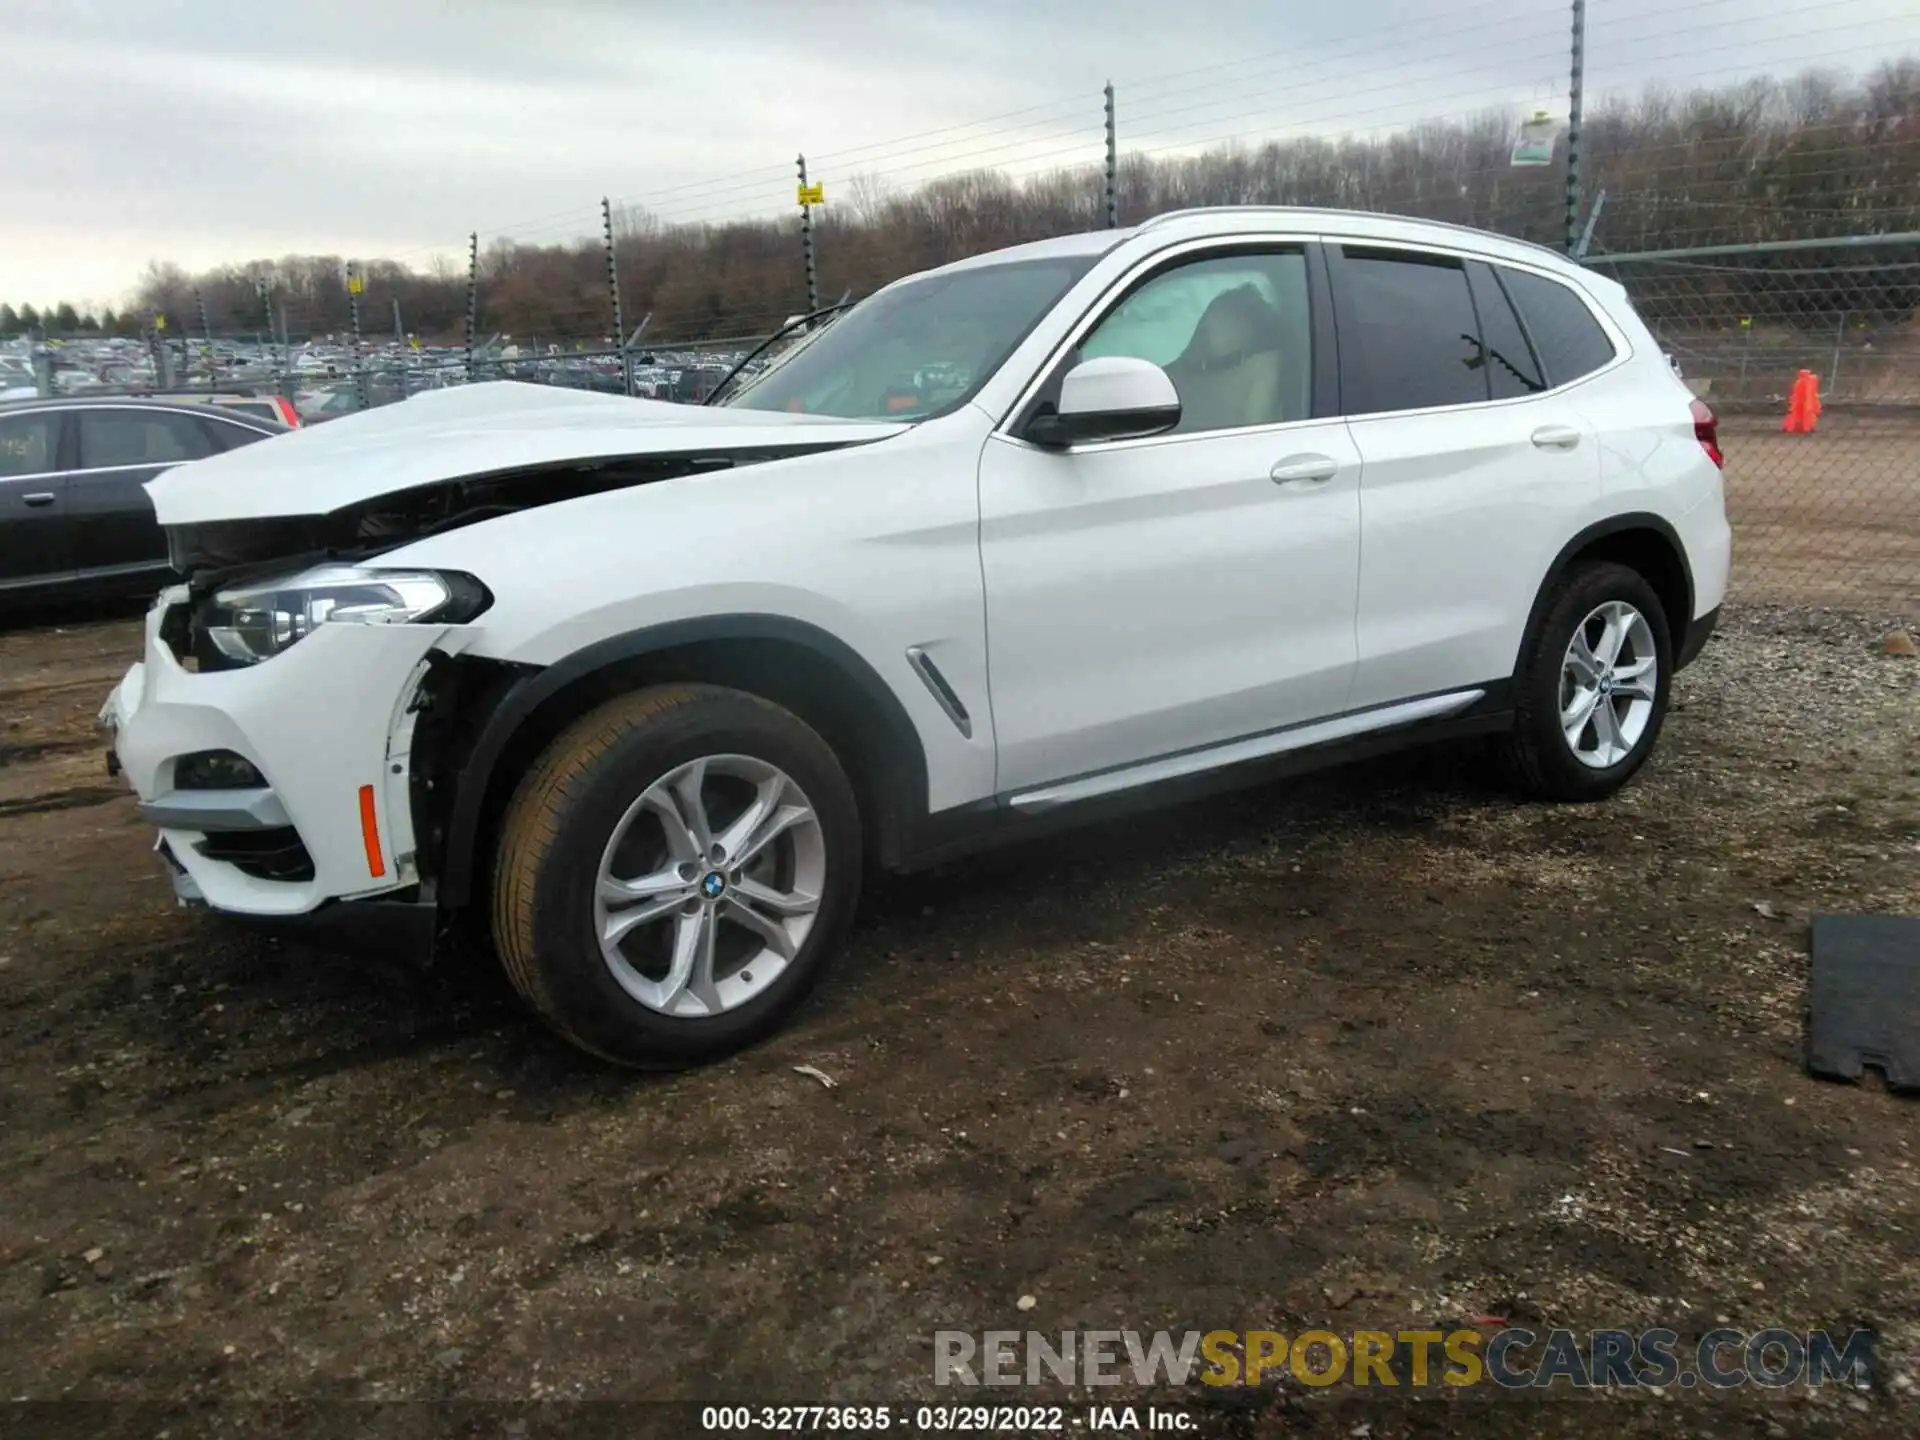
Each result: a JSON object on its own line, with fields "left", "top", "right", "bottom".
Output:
{"left": 1502, "top": 559, "right": 1671, "bottom": 802}
{"left": 489, "top": 684, "right": 853, "bottom": 1067}
{"left": 494, "top": 687, "right": 708, "bottom": 1062}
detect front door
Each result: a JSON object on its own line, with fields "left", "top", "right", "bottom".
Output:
{"left": 0, "top": 410, "right": 74, "bottom": 591}
{"left": 978, "top": 244, "right": 1361, "bottom": 795}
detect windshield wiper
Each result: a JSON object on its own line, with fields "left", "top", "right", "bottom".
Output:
{"left": 702, "top": 300, "right": 857, "bottom": 407}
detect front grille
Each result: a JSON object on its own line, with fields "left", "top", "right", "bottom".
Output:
{"left": 194, "top": 827, "right": 316, "bottom": 882}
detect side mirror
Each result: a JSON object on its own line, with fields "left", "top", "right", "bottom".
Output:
{"left": 1024, "top": 355, "right": 1180, "bottom": 448}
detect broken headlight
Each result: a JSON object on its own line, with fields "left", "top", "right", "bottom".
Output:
{"left": 199, "top": 564, "right": 490, "bottom": 667}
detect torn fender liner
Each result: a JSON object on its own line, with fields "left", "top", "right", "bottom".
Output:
{"left": 1806, "top": 914, "right": 1920, "bottom": 1090}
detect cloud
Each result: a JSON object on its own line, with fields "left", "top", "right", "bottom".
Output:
{"left": 3, "top": 0, "right": 1916, "bottom": 307}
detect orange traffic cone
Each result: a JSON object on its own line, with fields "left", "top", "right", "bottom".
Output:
{"left": 1782, "top": 371, "right": 1809, "bottom": 432}
{"left": 1782, "top": 369, "right": 1822, "bottom": 434}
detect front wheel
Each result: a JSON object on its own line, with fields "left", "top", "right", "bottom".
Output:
{"left": 1504, "top": 560, "right": 1673, "bottom": 802}
{"left": 490, "top": 684, "right": 863, "bottom": 1067}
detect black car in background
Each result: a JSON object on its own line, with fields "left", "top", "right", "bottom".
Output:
{"left": 0, "top": 397, "right": 288, "bottom": 605}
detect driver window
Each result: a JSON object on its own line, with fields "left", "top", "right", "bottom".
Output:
{"left": 1077, "top": 250, "right": 1311, "bottom": 435}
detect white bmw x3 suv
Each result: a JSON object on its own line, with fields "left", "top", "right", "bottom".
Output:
{"left": 101, "top": 207, "right": 1730, "bottom": 1066}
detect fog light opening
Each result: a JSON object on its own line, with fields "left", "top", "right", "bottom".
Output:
{"left": 174, "top": 749, "right": 266, "bottom": 790}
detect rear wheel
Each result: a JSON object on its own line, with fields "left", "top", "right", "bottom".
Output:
{"left": 491, "top": 684, "right": 862, "bottom": 1067}
{"left": 1505, "top": 560, "right": 1673, "bottom": 802}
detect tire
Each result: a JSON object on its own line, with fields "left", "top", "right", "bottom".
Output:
{"left": 491, "top": 683, "right": 862, "bottom": 1067}
{"left": 1504, "top": 560, "right": 1673, "bottom": 802}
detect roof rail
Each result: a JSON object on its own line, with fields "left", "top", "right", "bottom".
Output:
{"left": 1134, "top": 206, "right": 1565, "bottom": 259}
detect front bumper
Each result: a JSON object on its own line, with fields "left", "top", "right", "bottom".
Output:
{"left": 101, "top": 588, "right": 462, "bottom": 919}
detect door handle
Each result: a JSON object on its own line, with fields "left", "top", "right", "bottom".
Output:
{"left": 1270, "top": 454, "right": 1339, "bottom": 487}
{"left": 1530, "top": 425, "right": 1582, "bottom": 450}
{"left": 22, "top": 492, "right": 57, "bottom": 507}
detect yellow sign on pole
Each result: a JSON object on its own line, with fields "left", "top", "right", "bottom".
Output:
{"left": 153, "top": 314, "right": 167, "bottom": 331}
{"left": 347, "top": 272, "right": 364, "bottom": 295}
{"left": 796, "top": 182, "right": 825, "bottom": 207}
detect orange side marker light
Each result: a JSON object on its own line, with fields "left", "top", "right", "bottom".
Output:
{"left": 358, "top": 784, "right": 386, "bottom": 879}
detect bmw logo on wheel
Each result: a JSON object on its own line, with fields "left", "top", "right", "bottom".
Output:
{"left": 700, "top": 871, "right": 727, "bottom": 900}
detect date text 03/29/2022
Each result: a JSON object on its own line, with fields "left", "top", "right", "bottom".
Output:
{"left": 698, "top": 1405, "right": 1186, "bottom": 1432}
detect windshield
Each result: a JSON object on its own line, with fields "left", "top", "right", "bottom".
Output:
{"left": 722, "top": 256, "right": 1095, "bottom": 421}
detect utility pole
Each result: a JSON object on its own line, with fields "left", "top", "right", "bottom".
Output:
{"left": 253, "top": 278, "right": 279, "bottom": 393}
{"left": 1565, "top": 0, "right": 1586, "bottom": 255}
{"left": 464, "top": 232, "right": 479, "bottom": 382}
{"left": 603, "top": 196, "right": 631, "bottom": 396}
{"left": 1104, "top": 81, "right": 1119, "bottom": 228}
{"left": 345, "top": 262, "right": 368, "bottom": 409}
{"left": 196, "top": 289, "right": 215, "bottom": 387}
{"left": 148, "top": 313, "right": 175, "bottom": 388}
{"left": 797, "top": 155, "right": 819, "bottom": 315}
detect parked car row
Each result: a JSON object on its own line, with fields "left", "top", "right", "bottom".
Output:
{"left": 0, "top": 396, "right": 289, "bottom": 603}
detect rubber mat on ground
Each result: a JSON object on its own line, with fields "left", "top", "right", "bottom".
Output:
{"left": 1807, "top": 914, "right": 1920, "bottom": 1090}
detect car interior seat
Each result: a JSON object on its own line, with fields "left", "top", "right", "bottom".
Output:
{"left": 1165, "top": 283, "right": 1306, "bottom": 433}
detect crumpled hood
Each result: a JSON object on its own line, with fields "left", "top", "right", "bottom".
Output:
{"left": 145, "top": 380, "right": 909, "bottom": 523}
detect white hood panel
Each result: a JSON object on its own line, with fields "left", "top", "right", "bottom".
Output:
{"left": 146, "top": 381, "right": 908, "bottom": 524}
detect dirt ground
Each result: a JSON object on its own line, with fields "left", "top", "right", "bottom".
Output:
{"left": 2, "top": 599, "right": 1918, "bottom": 1439}
{"left": 1719, "top": 411, "right": 1920, "bottom": 613}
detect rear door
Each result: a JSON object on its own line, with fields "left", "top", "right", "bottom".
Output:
{"left": 69, "top": 407, "right": 218, "bottom": 577}
{"left": 0, "top": 409, "right": 74, "bottom": 591}
{"left": 1328, "top": 243, "right": 1604, "bottom": 709}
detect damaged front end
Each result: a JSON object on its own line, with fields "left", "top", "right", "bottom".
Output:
{"left": 117, "top": 392, "right": 906, "bottom": 962}
{"left": 163, "top": 450, "right": 793, "bottom": 597}
{"left": 143, "top": 460, "right": 743, "bottom": 951}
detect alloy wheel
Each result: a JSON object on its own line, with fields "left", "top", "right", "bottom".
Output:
{"left": 592, "top": 754, "right": 825, "bottom": 1016}
{"left": 1558, "top": 600, "right": 1659, "bottom": 769}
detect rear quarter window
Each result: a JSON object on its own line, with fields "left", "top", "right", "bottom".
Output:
{"left": 1499, "top": 268, "right": 1617, "bottom": 385}
{"left": 201, "top": 416, "right": 273, "bottom": 452}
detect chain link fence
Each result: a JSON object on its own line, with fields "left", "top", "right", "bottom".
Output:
{"left": 16, "top": 234, "right": 1916, "bottom": 619}
{"left": 1591, "top": 236, "right": 1919, "bottom": 616}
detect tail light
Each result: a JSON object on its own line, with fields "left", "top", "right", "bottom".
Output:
{"left": 273, "top": 395, "right": 301, "bottom": 429}
{"left": 1690, "top": 398, "right": 1722, "bottom": 469}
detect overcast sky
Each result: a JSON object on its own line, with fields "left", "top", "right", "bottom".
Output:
{"left": 5, "top": 0, "right": 1918, "bottom": 309}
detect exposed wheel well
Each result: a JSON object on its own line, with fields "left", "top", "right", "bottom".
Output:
{"left": 1520, "top": 518, "right": 1695, "bottom": 673}
{"left": 422, "top": 631, "right": 927, "bottom": 915}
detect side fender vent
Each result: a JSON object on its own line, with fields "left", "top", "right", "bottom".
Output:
{"left": 905, "top": 646, "right": 973, "bottom": 739}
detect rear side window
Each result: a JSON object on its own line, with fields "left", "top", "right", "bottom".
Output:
{"left": 0, "top": 413, "right": 58, "bottom": 477}
{"left": 1499, "top": 268, "right": 1616, "bottom": 384}
{"left": 1467, "top": 262, "right": 1545, "bottom": 399}
{"left": 78, "top": 410, "right": 216, "bottom": 469}
{"left": 1336, "top": 249, "right": 1487, "bottom": 414}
